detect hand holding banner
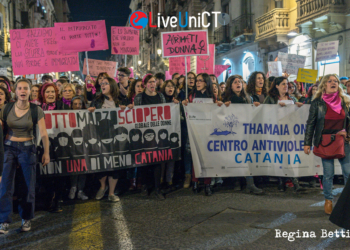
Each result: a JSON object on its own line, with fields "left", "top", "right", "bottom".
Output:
{"left": 55, "top": 20, "right": 109, "bottom": 53}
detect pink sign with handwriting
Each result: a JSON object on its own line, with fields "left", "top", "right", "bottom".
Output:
{"left": 55, "top": 20, "right": 108, "bottom": 53}
{"left": 196, "top": 44, "right": 215, "bottom": 74}
{"left": 10, "top": 27, "right": 79, "bottom": 75}
{"left": 111, "top": 27, "right": 139, "bottom": 55}
{"left": 82, "top": 58, "right": 117, "bottom": 77}
{"left": 169, "top": 57, "right": 191, "bottom": 75}
{"left": 161, "top": 30, "right": 209, "bottom": 57}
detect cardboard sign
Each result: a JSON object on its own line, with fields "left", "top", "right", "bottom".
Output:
{"left": 316, "top": 41, "right": 339, "bottom": 62}
{"left": 161, "top": 30, "right": 209, "bottom": 57}
{"left": 297, "top": 68, "right": 318, "bottom": 83}
{"left": 278, "top": 52, "right": 306, "bottom": 75}
{"left": 82, "top": 58, "right": 117, "bottom": 77}
{"left": 214, "top": 65, "right": 230, "bottom": 77}
{"left": 169, "top": 57, "right": 191, "bottom": 75}
{"left": 267, "top": 61, "right": 283, "bottom": 77}
{"left": 111, "top": 27, "right": 139, "bottom": 55}
{"left": 196, "top": 44, "right": 215, "bottom": 74}
{"left": 55, "top": 20, "right": 109, "bottom": 53}
{"left": 10, "top": 28, "right": 79, "bottom": 75}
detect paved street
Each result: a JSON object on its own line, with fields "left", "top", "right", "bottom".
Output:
{"left": 0, "top": 183, "right": 349, "bottom": 250}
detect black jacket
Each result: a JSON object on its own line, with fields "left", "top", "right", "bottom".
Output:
{"left": 90, "top": 95, "right": 119, "bottom": 109}
{"left": 304, "top": 97, "right": 350, "bottom": 147}
{"left": 251, "top": 94, "right": 266, "bottom": 103}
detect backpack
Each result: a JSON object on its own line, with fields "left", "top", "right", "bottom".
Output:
{"left": 3, "top": 102, "right": 38, "bottom": 140}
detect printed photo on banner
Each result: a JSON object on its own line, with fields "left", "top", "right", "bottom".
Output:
{"left": 36, "top": 104, "right": 181, "bottom": 176}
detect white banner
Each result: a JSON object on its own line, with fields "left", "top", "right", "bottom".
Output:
{"left": 185, "top": 104, "right": 341, "bottom": 178}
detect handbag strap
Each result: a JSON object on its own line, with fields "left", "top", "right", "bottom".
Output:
{"left": 320, "top": 135, "right": 336, "bottom": 147}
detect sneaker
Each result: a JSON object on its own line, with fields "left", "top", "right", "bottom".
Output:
{"left": 0, "top": 223, "right": 9, "bottom": 234}
{"left": 77, "top": 191, "right": 88, "bottom": 201}
{"left": 108, "top": 194, "right": 120, "bottom": 202}
{"left": 68, "top": 187, "right": 77, "bottom": 200}
{"left": 95, "top": 186, "right": 108, "bottom": 200}
{"left": 21, "top": 220, "right": 31, "bottom": 232}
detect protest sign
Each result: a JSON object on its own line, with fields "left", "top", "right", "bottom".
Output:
{"left": 10, "top": 28, "right": 79, "bottom": 75}
{"left": 169, "top": 57, "right": 191, "bottom": 75}
{"left": 278, "top": 52, "right": 306, "bottom": 75}
{"left": 111, "top": 27, "right": 139, "bottom": 55}
{"left": 316, "top": 41, "right": 339, "bottom": 62}
{"left": 297, "top": 68, "right": 318, "bottom": 83}
{"left": 37, "top": 104, "right": 181, "bottom": 176}
{"left": 196, "top": 44, "right": 215, "bottom": 74}
{"left": 214, "top": 65, "right": 230, "bottom": 77}
{"left": 267, "top": 61, "right": 282, "bottom": 77}
{"left": 185, "top": 104, "right": 341, "bottom": 178}
{"left": 26, "top": 74, "right": 35, "bottom": 79}
{"left": 161, "top": 30, "right": 209, "bottom": 57}
{"left": 165, "top": 71, "right": 172, "bottom": 80}
{"left": 55, "top": 20, "right": 108, "bottom": 53}
{"left": 0, "top": 68, "right": 7, "bottom": 75}
{"left": 82, "top": 58, "right": 117, "bottom": 77}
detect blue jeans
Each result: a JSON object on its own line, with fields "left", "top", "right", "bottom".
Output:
{"left": 322, "top": 143, "right": 350, "bottom": 200}
{"left": 0, "top": 140, "right": 37, "bottom": 223}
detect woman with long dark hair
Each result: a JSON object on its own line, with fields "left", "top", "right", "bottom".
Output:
{"left": 246, "top": 71, "right": 268, "bottom": 106}
{"left": 303, "top": 84, "right": 318, "bottom": 104}
{"left": 133, "top": 74, "right": 167, "bottom": 200}
{"left": 0, "top": 86, "right": 11, "bottom": 111}
{"left": 182, "top": 73, "right": 223, "bottom": 195}
{"left": 178, "top": 72, "right": 196, "bottom": 101}
{"left": 223, "top": 75, "right": 263, "bottom": 194}
{"left": 88, "top": 77, "right": 125, "bottom": 202}
{"left": 86, "top": 72, "right": 108, "bottom": 101}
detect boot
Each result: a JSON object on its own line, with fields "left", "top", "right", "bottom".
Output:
{"left": 292, "top": 178, "right": 305, "bottom": 192}
{"left": 129, "top": 178, "right": 136, "bottom": 191}
{"left": 183, "top": 174, "right": 191, "bottom": 188}
{"left": 324, "top": 199, "right": 333, "bottom": 215}
{"left": 246, "top": 177, "right": 263, "bottom": 195}
{"left": 155, "top": 188, "right": 165, "bottom": 200}
{"left": 278, "top": 178, "right": 286, "bottom": 192}
{"left": 192, "top": 182, "right": 200, "bottom": 193}
{"left": 205, "top": 184, "right": 212, "bottom": 196}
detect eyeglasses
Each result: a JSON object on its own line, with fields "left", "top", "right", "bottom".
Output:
{"left": 101, "top": 82, "right": 110, "bottom": 86}
{"left": 63, "top": 89, "right": 73, "bottom": 93}
{"left": 196, "top": 79, "right": 204, "bottom": 83}
{"left": 188, "top": 77, "right": 195, "bottom": 80}
{"left": 166, "top": 85, "right": 175, "bottom": 89}
{"left": 118, "top": 74, "right": 127, "bottom": 78}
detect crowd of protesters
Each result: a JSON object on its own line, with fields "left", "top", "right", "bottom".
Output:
{"left": 0, "top": 68, "right": 349, "bottom": 233}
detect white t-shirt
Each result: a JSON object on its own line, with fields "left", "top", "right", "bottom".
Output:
{"left": 102, "top": 98, "right": 116, "bottom": 109}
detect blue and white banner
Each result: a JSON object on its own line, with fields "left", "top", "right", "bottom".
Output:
{"left": 185, "top": 104, "right": 342, "bottom": 178}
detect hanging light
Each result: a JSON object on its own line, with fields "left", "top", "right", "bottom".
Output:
{"left": 287, "top": 31, "right": 297, "bottom": 37}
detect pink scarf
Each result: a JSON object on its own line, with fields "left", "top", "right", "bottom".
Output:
{"left": 42, "top": 102, "right": 56, "bottom": 111}
{"left": 322, "top": 91, "right": 342, "bottom": 114}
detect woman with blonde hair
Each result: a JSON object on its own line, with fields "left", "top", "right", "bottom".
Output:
{"left": 304, "top": 74, "right": 350, "bottom": 215}
{"left": 59, "top": 82, "right": 76, "bottom": 108}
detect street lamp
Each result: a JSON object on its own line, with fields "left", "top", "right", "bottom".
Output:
{"left": 157, "top": 48, "right": 162, "bottom": 57}
{"left": 138, "top": 60, "right": 142, "bottom": 66}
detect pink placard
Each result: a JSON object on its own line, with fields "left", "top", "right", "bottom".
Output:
{"left": 111, "top": 27, "right": 139, "bottom": 55}
{"left": 82, "top": 58, "right": 117, "bottom": 77}
{"left": 215, "top": 65, "right": 230, "bottom": 78}
{"left": 165, "top": 71, "right": 172, "bottom": 80}
{"left": 161, "top": 30, "right": 209, "bottom": 57}
{"left": 55, "top": 20, "right": 108, "bottom": 53}
{"left": 196, "top": 44, "right": 215, "bottom": 74}
{"left": 169, "top": 57, "right": 191, "bottom": 75}
{"left": 10, "top": 28, "right": 79, "bottom": 75}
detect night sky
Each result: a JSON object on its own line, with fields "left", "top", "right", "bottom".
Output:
{"left": 67, "top": 0, "right": 132, "bottom": 60}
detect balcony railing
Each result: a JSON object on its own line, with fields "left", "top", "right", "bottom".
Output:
{"left": 0, "top": 35, "right": 4, "bottom": 54}
{"left": 214, "top": 26, "right": 231, "bottom": 45}
{"left": 231, "top": 14, "right": 254, "bottom": 39}
{"left": 296, "top": 0, "right": 346, "bottom": 26}
{"left": 255, "top": 8, "right": 290, "bottom": 42}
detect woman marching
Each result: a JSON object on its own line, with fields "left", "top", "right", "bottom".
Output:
{"left": 182, "top": 73, "right": 223, "bottom": 196}
{"left": 264, "top": 77, "right": 303, "bottom": 192}
{"left": 223, "top": 75, "right": 263, "bottom": 194}
{"left": 0, "top": 79, "right": 50, "bottom": 233}
{"left": 304, "top": 74, "right": 350, "bottom": 215}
